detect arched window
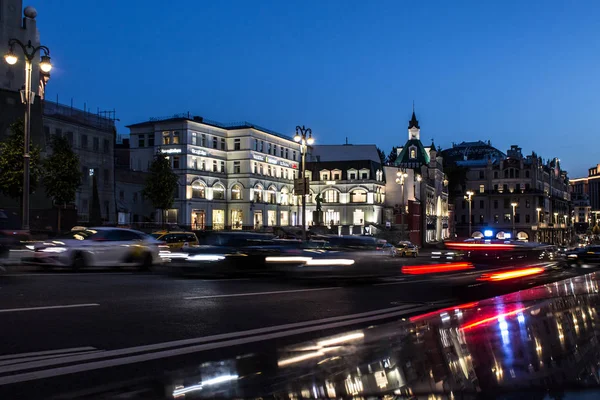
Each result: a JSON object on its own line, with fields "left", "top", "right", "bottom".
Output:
{"left": 322, "top": 189, "right": 339, "bottom": 203}
{"left": 212, "top": 183, "right": 225, "bottom": 200}
{"left": 409, "top": 145, "right": 417, "bottom": 159}
{"left": 253, "top": 185, "right": 263, "bottom": 202}
{"left": 231, "top": 184, "right": 242, "bottom": 200}
{"left": 350, "top": 189, "right": 368, "bottom": 203}
{"left": 280, "top": 187, "right": 290, "bottom": 205}
{"left": 191, "top": 181, "right": 206, "bottom": 199}
{"left": 267, "top": 186, "right": 277, "bottom": 204}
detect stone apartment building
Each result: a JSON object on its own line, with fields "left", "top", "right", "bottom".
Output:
{"left": 570, "top": 163, "right": 600, "bottom": 231}
{"left": 42, "top": 102, "right": 116, "bottom": 224}
{"left": 443, "top": 142, "right": 572, "bottom": 244}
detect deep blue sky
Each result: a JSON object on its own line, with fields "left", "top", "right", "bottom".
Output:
{"left": 35, "top": 0, "right": 600, "bottom": 177}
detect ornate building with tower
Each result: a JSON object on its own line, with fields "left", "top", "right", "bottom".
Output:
{"left": 383, "top": 109, "right": 450, "bottom": 246}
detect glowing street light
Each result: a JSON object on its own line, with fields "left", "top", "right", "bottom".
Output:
{"left": 4, "top": 38, "right": 52, "bottom": 230}
{"left": 465, "top": 191, "right": 474, "bottom": 237}
{"left": 511, "top": 202, "right": 518, "bottom": 239}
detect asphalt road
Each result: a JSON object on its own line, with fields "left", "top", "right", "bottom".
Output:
{"left": 0, "top": 261, "right": 594, "bottom": 398}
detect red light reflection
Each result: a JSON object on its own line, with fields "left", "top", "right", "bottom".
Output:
{"left": 402, "top": 262, "right": 474, "bottom": 275}
{"left": 461, "top": 307, "right": 527, "bottom": 330}
{"left": 478, "top": 267, "right": 544, "bottom": 282}
{"left": 409, "top": 302, "right": 479, "bottom": 322}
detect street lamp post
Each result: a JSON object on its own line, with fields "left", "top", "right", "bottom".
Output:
{"left": 511, "top": 202, "right": 518, "bottom": 239}
{"left": 395, "top": 168, "right": 409, "bottom": 239}
{"left": 294, "top": 125, "right": 314, "bottom": 242}
{"left": 464, "top": 191, "right": 474, "bottom": 237}
{"left": 536, "top": 207, "right": 542, "bottom": 242}
{"left": 4, "top": 39, "right": 52, "bottom": 230}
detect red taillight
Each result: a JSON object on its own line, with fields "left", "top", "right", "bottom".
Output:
{"left": 478, "top": 267, "right": 544, "bottom": 282}
{"left": 461, "top": 307, "right": 527, "bottom": 331}
{"left": 402, "top": 262, "right": 474, "bottom": 275}
{"left": 445, "top": 242, "right": 516, "bottom": 251}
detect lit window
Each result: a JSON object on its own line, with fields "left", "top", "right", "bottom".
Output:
{"left": 322, "top": 190, "right": 339, "bottom": 203}
{"left": 350, "top": 190, "right": 367, "bottom": 203}
{"left": 172, "top": 131, "right": 180, "bottom": 144}
{"left": 479, "top": 184, "right": 484, "bottom": 193}
{"left": 192, "top": 182, "right": 205, "bottom": 199}
{"left": 213, "top": 185, "right": 225, "bottom": 200}
{"left": 231, "top": 184, "right": 242, "bottom": 200}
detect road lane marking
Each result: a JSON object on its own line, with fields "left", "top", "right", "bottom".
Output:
{"left": 184, "top": 286, "right": 341, "bottom": 300}
{"left": 0, "top": 351, "right": 103, "bottom": 367}
{"left": 0, "top": 303, "right": 440, "bottom": 385}
{"left": 0, "top": 303, "right": 99, "bottom": 313}
{"left": 0, "top": 347, "right": 97, "bottom": 361}
{"left": 0, "top": 302, "right": 438, "bottom": 377}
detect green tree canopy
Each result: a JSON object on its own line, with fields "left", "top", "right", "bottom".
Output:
{"left": 387, "top": 146, "right": 398, "bottom": 165}
{"left": 43, "top": 134, "right": 82, "bottom": 206}
{"left": 0, "top": 120, "right": 41, "bottom": 200}
{"left": 377, "top": 147, "right": 386, "bottom": 165}
{"left": 142, "top": 152, "right": 179, "bottom": 220}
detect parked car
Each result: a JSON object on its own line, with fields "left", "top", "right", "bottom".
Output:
{"left": 25, "top": 227, "right": 164, "bottom": 270}
{"left": 396, "top": 241, "right": 419, "bottom": 257}
{"left": 150, "top": 231, "right": 199, "bottom": 250}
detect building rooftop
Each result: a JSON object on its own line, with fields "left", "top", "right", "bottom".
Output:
{"left": 441, "top": 140, "right": 506, "bottom": 166}
{"left": 308, "top": 144, "right": 381, "bottom": 163}
{"left": 126, "top": 113, "right": 294, "bottom": 142}
{"left": 43, "top": 101, "right": 116, "bottom": 132}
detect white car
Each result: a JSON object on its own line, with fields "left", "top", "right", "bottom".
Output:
{"left": 28, "top": 227, "right": 164, "bottom": 270}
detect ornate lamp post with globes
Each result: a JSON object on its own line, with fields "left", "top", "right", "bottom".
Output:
{"left": 4, "top": 34, "right": 52, "bottom": 230}
{"left": 294, "top": 125, "right": 314, "bottom": 241}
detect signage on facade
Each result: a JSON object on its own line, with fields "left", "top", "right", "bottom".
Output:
{"left": 190, "top": 148, "right": 208, "bottom": 156}
{"left": 252, "top": 152, "right": 298, "bottom": 169}
{"left": 160, "top": 148, "right": 182, "bottom": 154}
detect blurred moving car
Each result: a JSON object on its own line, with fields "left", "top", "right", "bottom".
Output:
{"left": 0, "top": 209, "right": 30, "bottom": 264}
{"left": 267, "top": 235, "right": 401, "bottom": 279}
{"left": 150, "top": 231, "right": 199, "bottom": 250}
{"left": 167, "top": 232, "right": 290, "bottom": 276}
{"left": 566, "top": 245, "right": 600, "bottom": 266}
{"left": 396, "top": 241, "right": 418, "bottom": 257}
{"left": 25, "top": 227, "right": 164, "bottom": 270}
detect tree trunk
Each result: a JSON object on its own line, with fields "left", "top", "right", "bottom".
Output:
{"left": 162, "top": 209, "right": 166, "bottom": 229}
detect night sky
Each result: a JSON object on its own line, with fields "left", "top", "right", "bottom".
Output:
{"left": 34, "top": 0, "right": 600, "bottom": 177}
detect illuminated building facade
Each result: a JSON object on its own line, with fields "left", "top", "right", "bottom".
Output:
{"left": 444, "top": 143, "right": 572, "bottom": 244}
{"left": 304, "top": 145, "right": 386, "bottom": 233}
{"left": 570, "top": 163, "right": 600, "bottom": 231}
{"left": 386, "top": 110, "right": 450, "bottom": 245}
{"left": 127, "top": 115, "right": 302, "bottom": 230}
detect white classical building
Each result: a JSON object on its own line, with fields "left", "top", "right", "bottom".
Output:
{"left": 304, "top": 145, "right": 386, "bottom": 232}
{"left": 127, "top": 115, "right": 303, "bottom": 230}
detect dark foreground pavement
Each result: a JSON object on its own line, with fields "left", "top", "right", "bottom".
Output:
{"left": 0, "top": 262, "right": 596, "bottom": 398}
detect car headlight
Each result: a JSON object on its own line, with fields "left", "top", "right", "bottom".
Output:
{"left": 40, "top": 247, "right": 68, "bottom": 253}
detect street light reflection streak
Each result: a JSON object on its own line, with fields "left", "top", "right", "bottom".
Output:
{"left": 478, "top": 267, "right": 544, "bottom": 282}
{"left": 409, "top": 302, "right": 479, "bottom": 322}
{"left": 317, "top": 332, "right": 364, "bottom": 347}
{"left": 401, "top": 262, "right": 474, "bottom": 275}
{"left": 265, "top": 256, "right": 355, "bottom": 266}
{"left": 461, "top": 307, "right": 527, "bottom": 331}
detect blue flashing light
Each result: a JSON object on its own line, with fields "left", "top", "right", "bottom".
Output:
{"left": 484, "top": 230, "right": 493, "bottom": 238}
